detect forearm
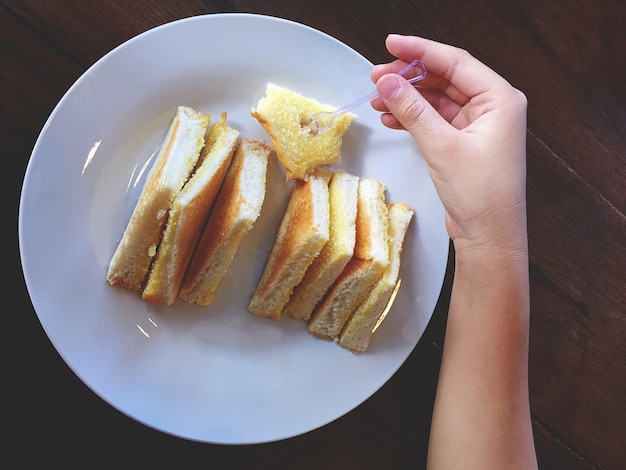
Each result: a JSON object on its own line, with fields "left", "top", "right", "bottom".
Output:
{"left": 373, "top": 33, "right": 535, "bottom": 467}
{"left": 428, "top": 235, "right": 537, "bottom": 469}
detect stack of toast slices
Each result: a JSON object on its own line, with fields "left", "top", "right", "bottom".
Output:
{"left": 106, "top": 107, "right": 271, "bottom": 306}
{"left": 248, "top": 170, "right": 414, "bottom": 353}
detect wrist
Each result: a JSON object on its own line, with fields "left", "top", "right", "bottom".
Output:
{"left": 451, "top": 210, "right": 528, "bottom": 269}
{"left": 452, "top": 231, "right": 529, "bottom": 282}
{"left": 448, "top": 199, "right": 528, "bottom": 267}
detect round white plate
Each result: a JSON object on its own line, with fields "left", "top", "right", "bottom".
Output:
{"left": 19, "top": 13, "right": 448, "bottom": 444}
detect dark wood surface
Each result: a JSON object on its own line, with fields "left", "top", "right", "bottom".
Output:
{"left": 4, "top": 1, "right": 624, "bottom": 468}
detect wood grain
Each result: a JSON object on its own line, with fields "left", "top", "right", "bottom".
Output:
{"left": 3, "top": 1, "right": 624, "bottom": 468}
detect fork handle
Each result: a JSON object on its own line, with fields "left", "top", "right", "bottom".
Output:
{"left": 335, "top": 59, "right": 426, "bottom": 115}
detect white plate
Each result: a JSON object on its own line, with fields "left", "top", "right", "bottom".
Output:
{"left": 19, "top": 13, "right": 448, "bottom": 444}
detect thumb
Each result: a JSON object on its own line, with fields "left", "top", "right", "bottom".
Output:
{"left": 376, "top": 74, "right": 452, "bottom": 156}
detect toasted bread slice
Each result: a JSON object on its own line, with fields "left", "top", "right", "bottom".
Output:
{"left": 142, "top": 113, "right": 240, "bottom": 305}
{"left": 251, "top": 83, "right": 356, "bottom": 180}
{"left": 307, "top": 178, "right": 390, "bottom": 340}
{"left": 248, "top": 169, "right": 331, "bottom": 319}
{"left": 106, "top": 106, "right": 210, "bottom": 290}
{"left": 339, "top": 202, "right": 414, "bottom": 353}
{"left": 178, "top": 138, "right": 271, "bottom": 306}
{"left": 283, "top": 170, "right": 359, "bottom": 321}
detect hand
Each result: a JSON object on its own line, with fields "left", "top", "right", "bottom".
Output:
{"left": 372, "top": 34, "right": 528, "bottom": 256}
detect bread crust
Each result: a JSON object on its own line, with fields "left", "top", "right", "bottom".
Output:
{"left": 106, "top": 106, "right": 210, "bottom": 291}
{"left": 283, "top": 170, "right": 359, "bottom": 321}
{"left": 179, "top": 138, "right": 271, "bottom": 306}
{"left": 142, "top": 114, "right": 239, "bottom": 305}
{"left": 338, "top": 203, "right": 414, "bottom": 353}
{"left": 307, "top": 178, "right": 390, "bottom": 340}
{"left": 248, "top": 169, "right": 331, "bottom": 319}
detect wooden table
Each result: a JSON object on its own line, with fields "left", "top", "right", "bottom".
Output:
{"left": 4, "top": 1, "right": 625, "bottom": 468}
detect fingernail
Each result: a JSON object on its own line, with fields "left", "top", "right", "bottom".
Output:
{"left": 378, "top": 75, "right": 403, "bottom": 100}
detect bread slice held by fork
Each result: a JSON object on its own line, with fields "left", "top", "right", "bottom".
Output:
{"left": 251, "top": 83, "right": 356, "bottom": 180}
